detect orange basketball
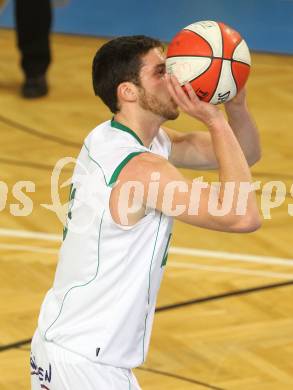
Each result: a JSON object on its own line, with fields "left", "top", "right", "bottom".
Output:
{"left": 166, "top": 20, "right": 251, "bottom": 104}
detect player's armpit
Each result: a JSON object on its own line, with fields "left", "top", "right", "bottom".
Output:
{"left": 162, "top": 126, "right": 218, "bottom": 170}
{"left": 110, "top": 152, "right": 261, "bottom": 233}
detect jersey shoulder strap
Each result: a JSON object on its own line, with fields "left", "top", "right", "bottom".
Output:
{"left": 84, "top": 120, "right": 149, "bottom": 187}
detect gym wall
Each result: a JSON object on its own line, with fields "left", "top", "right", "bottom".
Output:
{"left": 1, "top": 0, "right": 292, "bottom": 54}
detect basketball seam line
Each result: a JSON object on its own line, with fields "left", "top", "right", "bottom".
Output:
{"left": 231, "top": 42, "right": 239, "bottom": 92}
{"left": 180, "top": 59, "right": 222, "bottom": 102}
{"left": 183, "top": 59, "right": 214, "bottom": 88}
{"left": 183, "top": 28, "right": 213, "bottom": 54}
{"left": 231, "top": 40, "right": 249, "bottom": 92}
{"left": 217, "top": 21, "right": 244, "bottom": 60}
{"left": 211, "top": 20, "right": 224, "bottom": 102}
{"left": 167, "top": 54, "right": 250, "bottom": 67}
{"left": 209, "top": 54, "right": 224, "bottom": 103}
{"left": 230, "top": 60, "right": 238, "bottom": 93}
{"left": 219, "top": 21, "right": 224, "bottom": 59}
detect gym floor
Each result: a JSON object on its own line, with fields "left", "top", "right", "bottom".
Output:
{"left": 1, "top": 29, "right": 293, "bottom": 389}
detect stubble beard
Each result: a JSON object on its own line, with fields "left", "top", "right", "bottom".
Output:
{"left": 138, "top": 87, "right": 179, "bottom": 121}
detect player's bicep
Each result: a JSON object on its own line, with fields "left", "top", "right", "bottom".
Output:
{"left": 112, "top": 153, "right": 223, "bottom": 230}
{"left": 112, "top": 153, "right": 259, "bottom": 233}
{"left": 110, "top": 152, "right": 186, "bottom": 224}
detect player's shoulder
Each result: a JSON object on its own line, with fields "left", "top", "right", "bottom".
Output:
{"left": 117, "top": 149, "right": 180, "bottom": 186}
{"left": 85, "top": 120, "right": 113, "bottom": 146}
{"left": 84, "top": 119, "right": 146, "bottom": 153}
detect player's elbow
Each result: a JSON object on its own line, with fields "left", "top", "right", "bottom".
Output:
{"left": 248, "top": 149, "right": 262, "bottom": 167}
{"left": 230, "top": 213, "right": 262, "bottom": 233}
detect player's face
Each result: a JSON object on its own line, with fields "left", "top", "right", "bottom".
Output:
{"left": 137, "top": 48, "right": 179, "bottom": 120}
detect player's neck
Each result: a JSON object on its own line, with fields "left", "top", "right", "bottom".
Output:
{"left": 114, "top": 111, "right": 163, "bottom": 148}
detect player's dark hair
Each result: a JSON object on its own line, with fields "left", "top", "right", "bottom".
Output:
{"left": 92, "top": 35, "right": 163, "bottom": 113}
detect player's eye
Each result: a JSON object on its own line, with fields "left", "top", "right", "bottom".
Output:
{"left": 157, "top": 67, "right": 166, "bottom": 76}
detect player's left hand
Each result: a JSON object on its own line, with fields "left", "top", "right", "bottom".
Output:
{"left": 225, "top": 87, "right": 247, "bottom": 109}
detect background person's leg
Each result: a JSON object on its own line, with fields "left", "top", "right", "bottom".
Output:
{"left": 14, "top": 0, "right": 52, "bottom": 98}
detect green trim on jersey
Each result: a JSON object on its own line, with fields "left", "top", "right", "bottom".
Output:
{"left": 161, "top": 233, "right": 172, "bottom": 267}
{"left": 83, "top": 143, "right": 108, "bottom": 186}
{"left": 63, "top": 184, "right": 76, "bottom": 241}
{"left": 142, "top": 212, "right": 163, "bottom": 363}
{"left": 108, "top": 151, "right": 145, "bottom": 187}
{"left": 111, "top": 119, "right": 144, "bottom": 146}
{"left": 44, "top": 209, "right": 106, "bottom": 341}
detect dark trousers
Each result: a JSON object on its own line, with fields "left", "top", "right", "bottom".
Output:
{"left": 15, "top": 0, "right": 52, "bottom": 78}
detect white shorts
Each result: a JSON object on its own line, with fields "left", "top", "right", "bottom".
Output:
{"left": 30, "top": 330, "right": 142, "bottom": 390}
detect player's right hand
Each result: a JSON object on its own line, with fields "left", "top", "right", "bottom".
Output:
{"left": 165, "top": 73, "right": 224, "bottom": 128}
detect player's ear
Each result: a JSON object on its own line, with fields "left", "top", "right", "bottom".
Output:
{"left": 117, "top": 82, "right": 137, "bottom": 104}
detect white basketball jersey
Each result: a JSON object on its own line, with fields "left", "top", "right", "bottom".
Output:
{"left": 37, "top": 119, "right": 173, "bottom": 368}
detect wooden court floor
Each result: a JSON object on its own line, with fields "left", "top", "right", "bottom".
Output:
{"left": 0, "top": 29, "right": 293, "bottom": 389}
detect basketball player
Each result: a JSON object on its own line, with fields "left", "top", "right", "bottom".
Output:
{"left": 30, "top": 35, "right": 261, "bottom": 389}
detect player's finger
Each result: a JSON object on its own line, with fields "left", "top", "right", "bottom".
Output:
{"left": 184, "top": 82, "right": 200, "bottom": 104}
{"left": 169, "top": 74, "right": 192, "bottom": 107}
{"left": 165, "top": 74, "right": 180, "bottom": 102}
{"left": 165, "top": 74, "right": 188, "bottom": 109}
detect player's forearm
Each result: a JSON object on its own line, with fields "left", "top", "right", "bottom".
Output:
{"left": 208, "top": 114, "right": 251, "bottom": 180}
{"left": 225, "top": 102, "right": 261, "bottom": 166}
{"left": 208, "top": 114, "right": 258, "bottom": 216}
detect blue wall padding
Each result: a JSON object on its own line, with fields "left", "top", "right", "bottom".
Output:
{"left": 1, "top": 0, "right": 293, "bottom": 54}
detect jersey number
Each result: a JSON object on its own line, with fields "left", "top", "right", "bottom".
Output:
{"left": 63, "top": 184, "right": 76, "bottom": 241}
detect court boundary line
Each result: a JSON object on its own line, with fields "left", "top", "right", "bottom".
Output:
{"left": 0, "top": 243, "right": 58, "bottom": 255}
{"left": 1, "top": 279, "right": 293, "bottom": 353}
{"left": 155, "top": 279, "right": 293, "bottom": 312}
{"left": 0, "top": 156, "right": 72, "bottom": 172}
{"left": 0, "top": 243, "right": 293, "bottom": 280}
{"left": 0, "top": 114, "right": 80, "bottom": 148}
{"left": 137, "top": 366, "right": 225, "bottom": 390}
{"left": 0, "top": 338, "right": 32, "bottom": 352}
{"left": 169, "top": 247, "right": 293, "bottom": 267}
{"left": 1, "top": 241, "right": 292, "bottom": 279}
{"left": 169, "top": 261, "right": 293, "bottom": 280}
{"left": 0, "top": 242, "right": 293, "bottom": 280}
{"left": 2, "top": 346, "right": 225, "bottom": 390}
{"left": 1, "top": 228, "right": 293, "bottom": 267}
